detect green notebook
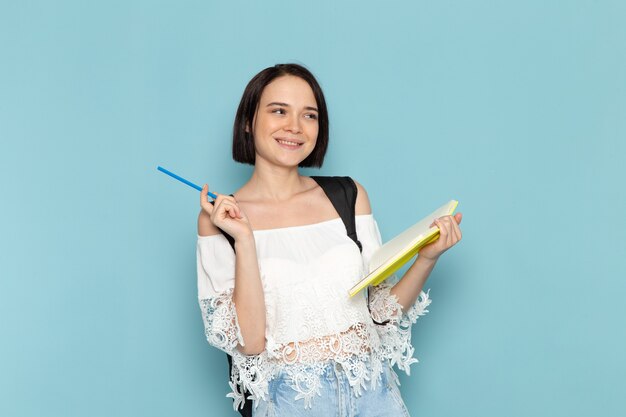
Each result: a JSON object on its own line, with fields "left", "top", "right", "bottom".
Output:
{"left": 349, "top": 200, "right": 459, "bottom": 297}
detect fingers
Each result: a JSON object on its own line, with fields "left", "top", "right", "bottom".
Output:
{"left": 451, "top": 213, "right": 462, "bottom": 242}
{"left": 433, "top": 218, "right": 450, "bottom": 246}
{"left": 441, "top": 216, "right": 453, "bottom": 246}
{"left": 213, "top": 194, "right": 243, "bottom": 220}
{"left": 444, "top": 215, "right": 461, "bottom": 243}
{"left": 200, "top": 184, "right": 214, "bottom": 214}
{"left": 200, "top": 184, "right": 242, "bottom": 220}
{"left": 221, "top": 200, "right": 242, "bottom": 219}
{"left": 435, "top": 215, "right": 460, "bottom": 247}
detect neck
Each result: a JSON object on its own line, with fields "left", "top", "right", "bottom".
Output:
{"left": 244, "top": 159, "right": 309, "bottom": 202}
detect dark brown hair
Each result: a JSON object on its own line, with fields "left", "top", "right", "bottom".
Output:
{"left": 232, "top": 63, "right": 329, "bottom": 168}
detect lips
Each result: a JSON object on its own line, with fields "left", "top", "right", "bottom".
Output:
{"left": 274, "top": 137, "right": 304, "bottom": 148}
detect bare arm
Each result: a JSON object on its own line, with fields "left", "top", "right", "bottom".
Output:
{"left": 198, "top": 185, "right": 266, "bottom": 355}
{"left": 390, "top": 256, "right": 438, "bottom": 312}
{"left": 231, "top": 234, "right": 266, "bottom": 354}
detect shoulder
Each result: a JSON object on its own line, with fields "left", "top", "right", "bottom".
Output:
{"left": 351, "top": 178, "right": 372, "bottom": 216}
{"left": 197, "top": 209, "right": 222, "bottom": 237}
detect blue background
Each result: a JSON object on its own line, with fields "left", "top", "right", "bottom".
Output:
{"left": 1, "top": 1, "right": 625, "bottom": 416}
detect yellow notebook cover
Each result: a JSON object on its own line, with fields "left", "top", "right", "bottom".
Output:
{"left": 349, "top": 200, "right": 459, "bottom": 297}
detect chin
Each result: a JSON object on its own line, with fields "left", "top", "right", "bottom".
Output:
{"left": 274, "top": 154, "right": 309, "bottom": 168}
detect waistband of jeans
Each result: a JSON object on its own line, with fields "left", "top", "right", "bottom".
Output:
{"left": 273, "top": 358, "right": 378, "bottom": 379}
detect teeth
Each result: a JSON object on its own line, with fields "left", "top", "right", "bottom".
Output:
{"left": 277, "top": 139, "right": 302, "bottom": 146}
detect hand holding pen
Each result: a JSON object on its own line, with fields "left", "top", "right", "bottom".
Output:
{"left": 199, "top": 184, "right": 253, "bottom": 241}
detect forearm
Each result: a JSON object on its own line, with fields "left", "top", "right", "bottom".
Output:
{"left": 390, "top": 255, "right": 438, "bottom": 313}
{"left": 232, "top": 234, "right": 266, "bottom": 354}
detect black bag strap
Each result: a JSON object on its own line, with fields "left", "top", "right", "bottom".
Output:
{"left": 311, "top": 177, "right": 387, "bottom": 325}
{"left": 310, "top": 176, "right": 362, "bottom": 252}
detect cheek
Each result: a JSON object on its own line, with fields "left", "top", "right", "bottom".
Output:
{"left": 307, "top": 123, "right": 320, "bottom": 139}
{"left": 253, "top": 113, "right": 274, "bottom": 131}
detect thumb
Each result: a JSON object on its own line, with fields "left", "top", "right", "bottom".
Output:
{"left": 454, "top": 212, "right": 463, "bottom": 224}
{"left": 200, "top": 184, "right": 213, "bottom": 210}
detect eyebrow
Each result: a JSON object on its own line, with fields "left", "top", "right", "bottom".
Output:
{"left": 266, "top": 102, "right": 318, "bottom": 112}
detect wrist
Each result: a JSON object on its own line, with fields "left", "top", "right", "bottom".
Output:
{"left": 234, "top": 232, "right": 256, "bottom": 247}
{"left": 416, "top": 254, "right": 439, "bottom": 265}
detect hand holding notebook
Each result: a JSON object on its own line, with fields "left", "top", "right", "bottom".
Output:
{"left": 349, "top": 200, "right": 461, "bottom": 297}
{"left": 418, "top": 211, "right": 463, "bottom": 261}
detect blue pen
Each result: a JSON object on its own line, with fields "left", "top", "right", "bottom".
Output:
{"left": 157, "top": 166, "right": 218, "bottom": 199}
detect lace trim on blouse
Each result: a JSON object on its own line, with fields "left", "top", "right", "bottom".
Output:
{"left": 199, "top": 282, "right": 431, "bottom": 410}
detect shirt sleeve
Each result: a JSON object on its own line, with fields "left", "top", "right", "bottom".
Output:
{"left": 356, "top": 214, "right": 432, "bottom": 374}
{"left": 197, "top": 234, "right": 236, "bottom": 300}
{"left": 196, "top": 234, "right": 270, "bottom": 409}
{"left": 355, "top": 214, "right": 383, "bottom": 272}
{"left": 196, "top": 234, "right": 243, "bottom": 353}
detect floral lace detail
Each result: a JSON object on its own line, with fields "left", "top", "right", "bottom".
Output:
{"left": 199, "top": 283, "right": 431, "bottom": 410}
{"left": 199, "top": 289, "right": 272, "bottom": 408}
{"left": 199, "top": 288, "right": 243, "bottom": 352}
{"left": 368, "top": 281, "right": 432, "bottom": 373}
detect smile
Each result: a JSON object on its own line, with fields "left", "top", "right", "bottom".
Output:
{"left": 275, "top": 138, "right": 304, "bottom": 149}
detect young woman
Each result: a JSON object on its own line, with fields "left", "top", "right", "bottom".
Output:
{"left": 196, "top": 63, "right": 462, "bottom": 417}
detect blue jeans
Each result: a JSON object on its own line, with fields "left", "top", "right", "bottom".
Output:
{"left": 252, "top": 361, "right": 411, "bottom": 417}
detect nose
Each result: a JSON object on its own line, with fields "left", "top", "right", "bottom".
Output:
{"left": 284, "top": 114, "right": 302, "bottom": 134}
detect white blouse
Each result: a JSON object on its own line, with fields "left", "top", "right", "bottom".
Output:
{"left": 197, "top": 214, "right": 431, "bottom": 410}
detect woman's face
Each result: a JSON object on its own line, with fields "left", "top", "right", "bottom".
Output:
{"left": 251, "top": 75, "right": 319, "bottom": 168}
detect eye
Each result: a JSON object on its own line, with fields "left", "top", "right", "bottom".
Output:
{"left": 271, "top": 108, "right": 286, "bottom": 115}
{"left": 305, "top": 113, "right": 318, "bottom": 120}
